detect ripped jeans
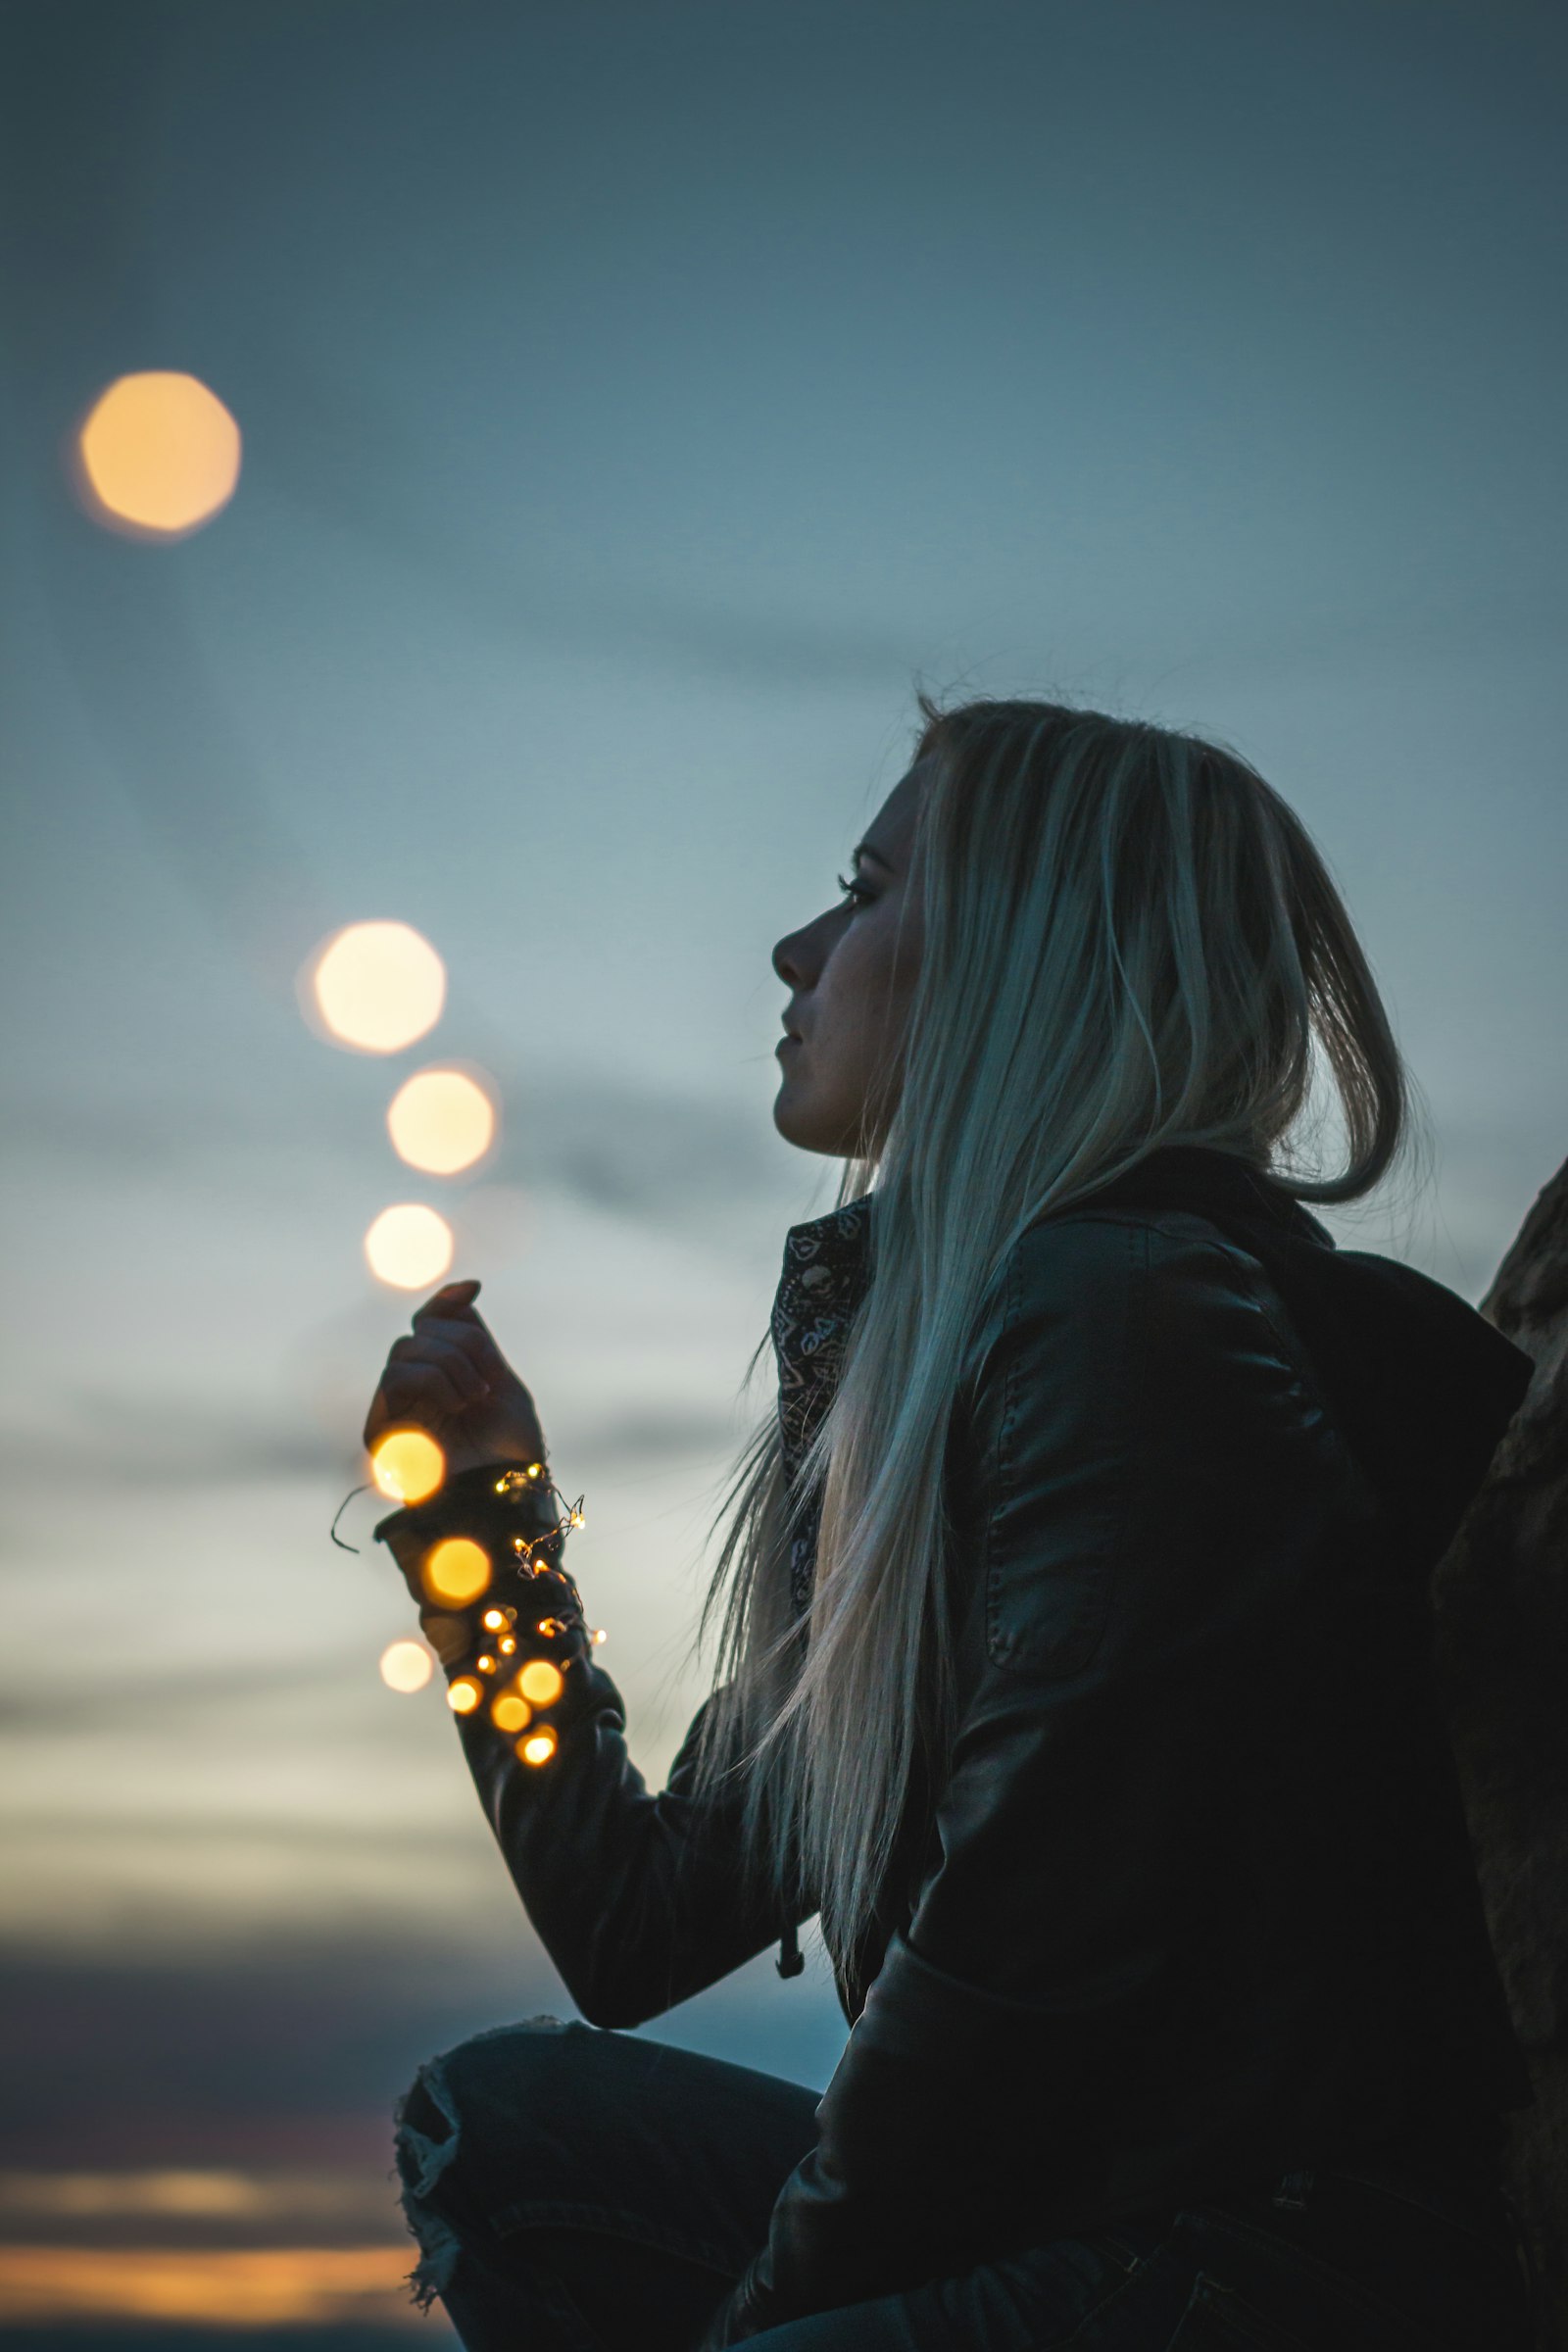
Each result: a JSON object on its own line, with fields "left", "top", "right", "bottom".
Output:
{"left": 393, "top": 2017, "right": 1536, "bottom": 2351}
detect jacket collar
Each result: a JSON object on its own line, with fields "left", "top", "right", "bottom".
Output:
{"left": 770, "top": 1194, "right": 875, "bottom": 1611}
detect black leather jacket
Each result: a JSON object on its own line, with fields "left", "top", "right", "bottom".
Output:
{"left": 376, "top": 1148, "right": 1536, "bottom": 2346}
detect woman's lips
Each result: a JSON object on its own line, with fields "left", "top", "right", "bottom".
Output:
{"left": 776, "top": 1036, "right": 802, "bottom": 1054}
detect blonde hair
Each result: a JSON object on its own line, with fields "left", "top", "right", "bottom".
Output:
{"left": 686, "top": 691, "right": 1412, "bottom": 1983}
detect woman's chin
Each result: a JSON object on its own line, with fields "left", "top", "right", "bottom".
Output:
{"left": 772, "top": 1082, "right": 853, "bottom": 1159}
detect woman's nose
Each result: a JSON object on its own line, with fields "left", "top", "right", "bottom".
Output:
{"left": 772, "top": 926, "right": 810, "bottom": 987}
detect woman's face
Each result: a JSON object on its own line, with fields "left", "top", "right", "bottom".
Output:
{"left": 771, "top": 762, "right": 928, "bottom": 1157}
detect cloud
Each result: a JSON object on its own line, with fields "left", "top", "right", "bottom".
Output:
{"left": 0, "top": 1399, "right": 346, "bottom": 1493}
{"left": 1, "top": 1063, "right": 808, "bottom": 1235}
{"left": 0, "top": 1927, "right": 843, "bottom": 2171}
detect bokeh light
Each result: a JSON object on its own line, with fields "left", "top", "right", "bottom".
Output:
{"left": 369, "top": 1428, "right": 445, "bottom": 1505}
{"left": 421, "top": 1538, "right": 491, "bottom": 1607}
{"left": 378, "top": 1640, "right": 433, "bottom": 1693}
{"left": 516, "top": 1659, "right": 564, "bottom": 1707}
{"left": 74, "top": 371, "right": 241, "bottom": 537}
{"left": 447, "top": 1677, "right": 483, "bottom": 1715}
{"left": 518, "top": 1729, "right": 558, "bottom": 1765}
{"left": 491, "top": 1693, "right": 531, "bottom": 1734}
{"left": 309, "top": 921, "right": 446, "bottom": 1054}
{"left": 365, "top": 1203, "right": 453, "bottom": 1290}
{"left": 387, "top": 1066, "right": 498, "bottom": 1175}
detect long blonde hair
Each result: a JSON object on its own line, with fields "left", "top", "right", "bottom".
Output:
{"left": 686, "top": 690, "right": 1413, "bottom": 1980}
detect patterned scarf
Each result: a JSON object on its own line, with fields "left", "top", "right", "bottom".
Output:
{"left": 769, "top": 1192, "right": 875, "bottom": 1614}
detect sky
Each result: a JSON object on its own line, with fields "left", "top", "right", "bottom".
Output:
{"left": 1, "top": 0, "right": 1564, "bottom": 2335}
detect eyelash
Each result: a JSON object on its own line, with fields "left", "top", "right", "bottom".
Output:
{"left": 836, "top": 870, "right": 873, "bottom": 910}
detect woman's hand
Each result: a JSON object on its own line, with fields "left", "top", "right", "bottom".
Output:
{"left": 363, "top": 1278, "right": 548, "bottom": 1481}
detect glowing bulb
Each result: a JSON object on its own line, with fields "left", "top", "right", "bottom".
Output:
{"left": 74, "top": 370, "right": 241, "bottom": 537}
{"left": 498, "top": 1635, "right": 516, "bottom": 1655}
{"left": 387, "top": 1066, "right": 498, "bottom": 1175}
{"left": 309, "top": 920, "right": 446, "bottom": 1054}
{"left": 517, "top": 1658, "right": 564, "bottom": 1706}
{"left": 481, "top": 1609, "right": 506, "bottom": 1632}
{"left": 370, "top": 1429, "right": 445, "bottom": 1505}
{"left": 476, "top": 1654, "right": 497, "bottom": 1674}
{"left": 591, "top": 1628, "right": 608, "bottom": 1645}
{"left": 492, "top": 1693, "right": 531, "bottom": 1734}
{"left": 518, "top": 1728, "right": 558, "bottom": 1765}
{"left": 365, "top": 1203, "right": 453, "bottom": 1290}
{"left": 378, "top": 1639, "right": 433, "bottom": 1693}
{"left": 422, "top": 1538, "right": 491, "bottom": 1607}
{"left": 448, "top": 1677, "right": 483, "bottom": 1715}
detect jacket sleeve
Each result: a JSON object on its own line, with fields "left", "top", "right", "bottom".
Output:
{"left": 378, "top": 1471, "right": 807, "bottom": 2030}
{"left": 698, "top": 1213, "right": 1300, "bottom": 2346}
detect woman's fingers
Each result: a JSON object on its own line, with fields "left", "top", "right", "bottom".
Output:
{"left": 364, "top": 1277, "right": 544, "bottom": 1465}
{"left": 388, "top": 1331, "right": 493, "bottom": 1406}
{"left": 375, "top": 1357, "right": 473, "bottom": 1423}
{"left": 397, "top": 1315, "right": 509, "bottom": 1387}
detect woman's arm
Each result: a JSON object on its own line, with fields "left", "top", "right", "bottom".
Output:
{"left": 377, "top": 1471, "right": 806, "bottom": 2032}
{"left": 368, "top": 1284, "right": 806, "bottom": 2031}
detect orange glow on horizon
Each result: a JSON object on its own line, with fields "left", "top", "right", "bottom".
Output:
{"left": 387, "top": 1066, "right": 498, "bottom": 1175}
{"left": 423, "top": 1537, "right": 491, "bottom": 1606}
{"left": 308, "top": 921, "right": 446, "bottom": 1054}
{"left": 74, "top": 372, "right": 241, "bottom": 538}
{"left": 0, "top": 2243, "right": 417, "bottom": 2328}
{"left": 369, "top": 1428, "right": 445, "bottom": 1505}
{"left": 365, "top": 1203, "right": 453, "bottom": 1291}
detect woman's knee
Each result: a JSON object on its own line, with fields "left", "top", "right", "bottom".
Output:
{"left": 395, "top": 2014, "right": 580, "bottom": 2180}
{"left": 393, "top": 2014, "right": 584, "bottom": 2310}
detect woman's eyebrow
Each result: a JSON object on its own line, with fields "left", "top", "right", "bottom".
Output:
{"left": 853, "top": 841, "right": 893, "bottom": 871}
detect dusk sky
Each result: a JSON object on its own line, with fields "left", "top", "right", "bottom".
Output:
{"left": 1, "top": 0, "right": 1564, "bottom": 2336}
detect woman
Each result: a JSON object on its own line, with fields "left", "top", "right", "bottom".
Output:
{"left": 366, "top": 694, "right": 1538, "bottom": 2350}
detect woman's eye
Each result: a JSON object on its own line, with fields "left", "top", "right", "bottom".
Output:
{"left": 835, "top": 871, "right": 872, "bottom": 910}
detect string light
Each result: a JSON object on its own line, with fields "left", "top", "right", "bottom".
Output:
{"left": 421, "top": 1539, "right": 491, "bottom": 1607}
{"left": 74, "top": 370, "right": 241, "bottom": 537}
{"left": 517, "top": 1658, "right": 564, "bottom": 1706}
{"left": 379, "top": 1640, "right": 433, "bottom": 1692}
{"left": 347, "top": 1448, "right": 600, "bottom": 1771}
{"left": 370, "top": 1429, "right": 445, "bottom": 1506}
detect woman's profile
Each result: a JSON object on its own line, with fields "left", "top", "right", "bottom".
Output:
{"left": 364, "top": 693, "right": 1538, "bottom": 2350}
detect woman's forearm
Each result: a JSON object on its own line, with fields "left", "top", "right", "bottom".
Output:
{"left": 379, "top": 1470, "right": 805, "bottom": 2027}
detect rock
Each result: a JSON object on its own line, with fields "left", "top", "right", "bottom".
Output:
{"left": 1431, "top": 1153, "right": 1568, "bottom": 2347}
